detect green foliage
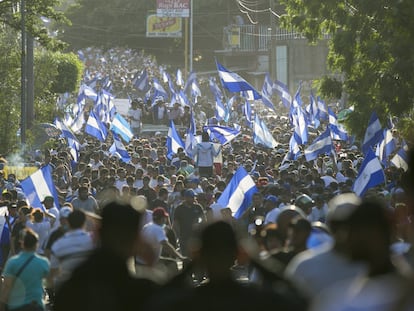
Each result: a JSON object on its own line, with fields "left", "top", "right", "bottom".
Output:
{"left": 51, "top": 52, "right": 83, "bottom": 93}
{"left": 0, "top": 26, "right": 21, "bottom": 154}
{"left": 280, "top": 0, "right": 414, "bottom": 139}
{"left": 1, "top": 0, "right": 68, "bottom": 50}
{"left": 34, "top": 50, "right": 84, "bottom": 122}
{"left": 314, "top": 76, "right": 343, "bottom": 100}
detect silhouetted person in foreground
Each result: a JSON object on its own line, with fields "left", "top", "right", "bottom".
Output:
{"left": 54, "top": 201, "right": 158, "bottom": 311}
{"left": 145, "top": 220, "right": 307, "bottom": 311}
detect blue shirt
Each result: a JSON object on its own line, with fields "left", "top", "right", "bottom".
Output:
{"left": 3, "top": 251, "right": 50, "bottom": 309}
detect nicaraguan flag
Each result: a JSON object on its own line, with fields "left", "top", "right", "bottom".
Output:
{"left": 176, "top": 68, "right": 184, "bottom": 87}
{"left": 253, "top": 114, "right": 278, "bottom": 149}
{"left": 20, "top": 165, "right": 60, "bottom": 210}
{"left": 79, "top": 84, "right": 98, "bottom": 101}
{"left": 292, "top": 83, "right": 303, "bottom": 107}
{"left": 292, "top": 106, "right": 308, "bottom": 145}
{"left": 304, "top": 127, "right": 333, "bottom": 161}
{"left": 109, "top": 135, "right": 131, "bottom": 163}
{"left": 390, "top": 146, "right": 409, "bottom": 172}
{"left": 185, "top": 109, "right": 198, "bottom": 158}
{"left": 362, "top": 112, "right": 383, "bottom": 154}
{"left": 377, "top": 128, "right": 396, "bottom": 165}
{"left": 352, "top": 149, "right": 385, "bottom": 197}
{"left": 133, "top": 69, "right": 149, "bottom": 92}
{"left": 216, "top": 61, "right": 261, "bottom": 100}
{"left": 217, "top": 167, "right": 259, "bottom": 218}
{"left": 307, "top": 91, "right": 320, "bottom": 128}
{"left": 273, "top": 80, "right": 292, "bottom": 108}
{"left": 215, "top": 95, "right": 226, "bottom": 121}
{"left": 55, "top": 118, "right": 80, "bottom": 162}
{"left": 203, "top": 125, "right": 241, "bottom": 145}
{"left": 317, "top": 96, "right": 328, "bottom": 121}
{"left": 328, "top": 108, "right": 348, "bottom": 141}
{"left": 184, "top": 71, "right": 196, "bottom": 92}
{"left": 153, "top": 78, "right": 169, "bottom": 101}
{"left": 284, "top": 133, "right": 301, "bottom": 162}
{"left": 85, "top": 110, "right": 108, "bottom": 142}
{"left": 167, "top": 120, "right": 185, "bottom": 159}
{"left": 261, "top": 73, "right": 276, "bottom": 111}
{"left": 110, "top": 113, "right": 134, "bottom": 143}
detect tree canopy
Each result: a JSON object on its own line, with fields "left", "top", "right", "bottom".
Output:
{"left": 280, "top": 0, "right": 414, "bottom": 139}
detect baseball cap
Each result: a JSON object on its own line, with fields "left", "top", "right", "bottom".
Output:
{"left": 59, "top": 206, "right": 72, "bottom": 219}
{"left": 295, "top": 194, "right": 314, "bottom": 208}
{"left": 183, "top": 189, "right": 196, "bottom": 198}
{"left": 326, "top": 193, "right": 361, "bottom": 224}
{"left": 264, "top": 195, "right": 279, "bottom": 203}
{"left": 153, "top": 207, "right": 169, "bottom": 219}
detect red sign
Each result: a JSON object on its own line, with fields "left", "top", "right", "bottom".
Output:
{"left": 156, "top": 0, "right": 190, "bottom": 17}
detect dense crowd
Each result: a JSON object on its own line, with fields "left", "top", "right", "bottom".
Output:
{"left": 0, "top": 47, "right": 413, "bottom": 311}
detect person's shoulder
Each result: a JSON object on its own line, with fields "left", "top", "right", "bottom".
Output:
{"left": 286, "top": 244, "right": 332, "bottom": 274}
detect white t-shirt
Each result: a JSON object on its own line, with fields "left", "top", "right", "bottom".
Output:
{"left": 141, "top": 222, "right": 167, "bottom": 261}
{"left": 285, "top": 244, "right": 366, "bottom": 298}
{"left": 128, "top": 108, "right": 142, "bottom": 128}
{"left": 51, "top": 229, "right": 95, "bottom": 283}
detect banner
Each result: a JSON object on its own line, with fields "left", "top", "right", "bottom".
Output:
{"left": 4, "top": 166, "right": 39, "bottom": 181}
{"left": 156, "top": 0, "right": 190, "bottom": 17}
{"left": 146, "top": 15, "right": 182, "bottom": 38}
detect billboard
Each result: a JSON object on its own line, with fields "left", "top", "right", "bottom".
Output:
{"left": 156, "top": 0, "right": 190, "bottom": 18}
{"left": 146, "top": 14, "right": 182, "bottom": 38}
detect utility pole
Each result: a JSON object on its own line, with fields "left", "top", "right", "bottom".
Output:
{"left": 189, "top": 0, "right": 193, "bottom": 73}
{"left": 20, "top": 0, "right": 26, "bottom": 145}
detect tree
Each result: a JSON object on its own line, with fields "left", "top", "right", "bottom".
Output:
{"left": 280, "top": 0, "right": 414, "bottom": 139}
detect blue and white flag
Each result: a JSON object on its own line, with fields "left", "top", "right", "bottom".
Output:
{"left": 261, "top": 73, "right": 276, "bottom": 111}
{"left": 109, "top": 135, "right": 131, "bottom": 163}
{"left": 184, "top": 71, "right": 197, "bottom": 92}
{"left": 292, "top": 83, "right": 303, "bottom": 107}
{"left": 153, "top": 78, "right": 169, "bottom": 101}
{"left": 185, "top": 109, "right": 197, "bottom": 158}
{"left": 110, "top": 113, "right": 134, "bottom": 143}
{"left": 352, "top": 149, "right": 385, "bottom": 197}
{"left": 203, "top": 125, "right": 241, "bottom": 145}
{"left": 216, "top": 61, "right": 261, "bottom": 100}
{"left": 292, "top": 106, "right": 308, "bottom": 145}
{"left": 377, "top": 128, "right": 396, "bottom": 165}
{"left": 273, "top": 80, "right": 292, "bottom": 108}
{"left": 176, "top": 68, "right": 184, "bottom": 87}
{"left": 307, "top": 91, "right": 320, "bottom": 128}
{"left": 133, "top": 69, "right": 149, "bottom": 92}
{"left": 55, "top": 118, "right": 80, "bottom": 162}
{"left": 317, "top": 96, "right": 328, "bottom": 121}
{"left": 253, "top": 114, "right": 278, "bottom": 148}
{"left": 85, "top": 111, "right": 108, "bottom": 142}
{"left": 328, "top": 108, "right": 348, "bottom": 141}
{"left": 94, "top": 90, "right": 115, "bottom": 124}
{"left": 20, "top": 165, "right": 60, "bottom": 210}
{"left": 243, "top": 101, "right": 253, "bottom": 128}
{"left": 167, "top": 120, "right": 185, "bottom": 159}
{"left": 217, "top": 167, "right": 259, "bottom": 218}
{"left": 390, "top": 145, "right": 409, "bottom": 172}
{"left": 362, "top": 112, "right": 383, "bottom": 154}
{"left": 284, "top": 133, "right": 301, "bottom": 162}
{"left": 215, "top": 97, "right": 226, "bottom": 121}
{"left": 304, "top": 127, "right": 333, "bottom": 161}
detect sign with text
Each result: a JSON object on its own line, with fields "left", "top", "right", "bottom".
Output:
{"left": 146, "top": 14, "right": 182, "bottom": 38}
{"left": 156, "top": 0, "right": 190, "bottom": 18}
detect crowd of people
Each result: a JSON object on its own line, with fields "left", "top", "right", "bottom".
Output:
{"left": 0, "top": 46, "right": 413, "bottom": 311}
{"left": 0, "top": 118, "right": 412, "bottom": 310}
